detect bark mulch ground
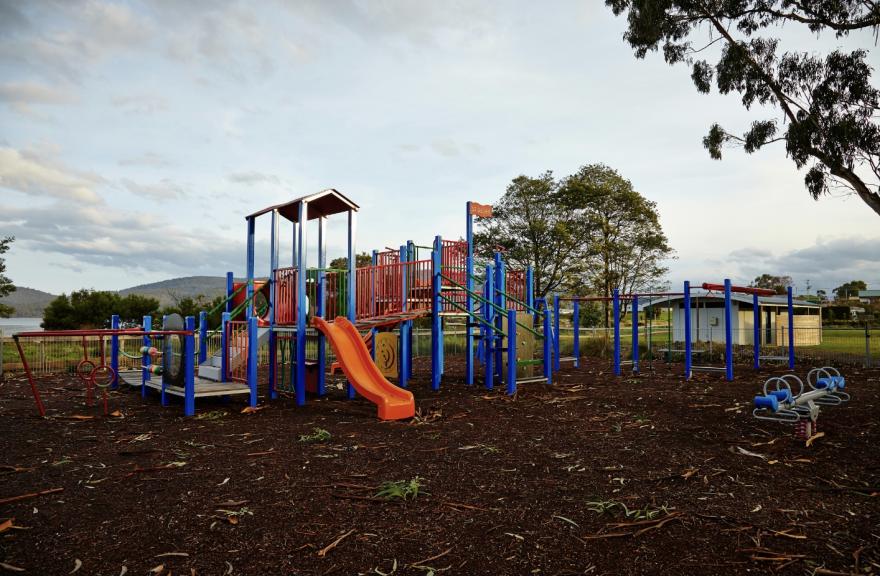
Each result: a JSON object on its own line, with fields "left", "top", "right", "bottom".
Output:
{"left": 1, "top": 359, "right": 878, "bottom": 575}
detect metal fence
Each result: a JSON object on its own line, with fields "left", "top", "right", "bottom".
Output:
{"left": 1, "top": 324, "right": 876, "bottom": 376}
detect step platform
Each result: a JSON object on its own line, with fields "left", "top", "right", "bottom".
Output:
{"left": 117, "top": 370, "right": 251, "bottom": 398}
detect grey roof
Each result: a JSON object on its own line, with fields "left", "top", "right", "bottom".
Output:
{"left": 246, "top": 189, "right": 359, "bottom": 222}
{"left": 639, "top": 290, "right": 820, "bottom": 309}
{"left": 858, "top": 290, "right": 880, "bottom": 297}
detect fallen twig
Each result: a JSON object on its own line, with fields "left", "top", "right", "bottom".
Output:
{"left": 410, "top": 547, "right": 452, "bottom": 567}
{"left": 443, "top": 501, "right": 489, "bottom": 512}
{"left": 0, "top": 487, "right": 64, "bottom": 506}
{"left": 317, "top": 529, "right": 355, "bottom": 557}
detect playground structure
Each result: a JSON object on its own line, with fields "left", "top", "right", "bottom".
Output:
{"left": 753, "top": 367, "right": 849, "bottom": 439}
{"left": 13, "top": 192, "right": 559, "bottom": 420}
{"left": 9, "top": 190, "right": 841, "bottom": 423}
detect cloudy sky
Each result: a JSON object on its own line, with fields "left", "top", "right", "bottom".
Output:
{"left": 1, "top": 0, "right": 878, "bottom": 297}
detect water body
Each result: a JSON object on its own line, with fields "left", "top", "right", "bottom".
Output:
{"left": 0, "top": 317, "right": 43, "bottom": 335}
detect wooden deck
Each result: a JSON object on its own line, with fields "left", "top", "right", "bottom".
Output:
{"left": 117, "top": 370, "right": 252, "bottom": 397}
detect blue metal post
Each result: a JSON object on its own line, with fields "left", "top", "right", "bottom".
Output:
{"left": 436, "top": 235, "right": 445, "bottom": 377}
{"left": 110, "top": 314, "right": 119, "bottom": 389}
{"left": 431, "top": 237, "right": 442, "bottom": 390}
{"left": 247, "top": 315, "right": 258, "bottom": 408}
{"left": 317, "top": 216, "right": 327, "bottom": 396}
{"left": 225, "top": 271, "right": 234, "bottom": 314}
{"left": 221, "top": 312, "right": 230, "bottom": 384}
{"left": 268, "top": 209, "right": 278, "bottom": 399}
{"left": 526, "top": 266, "right": 535, "bottom": 320}
{"left": 632, "top": 296, "right": 639, "bottom": 374}
{"left": 346, "top": 210, "right": 357, "bottom": 399}
{"left": 246, "top": 217, "right": 255, "bottom": 319}
{"left": 573, "top": 300, "right": 580, "bottom": 368}
{"left": 507, "top": 309, "right": 517, "bottom": 395}
{"left": 295, "top": 201, "right": 308, "bottom": 406}
{"left": 399, "top": 244, "right": 409, "bottom": 388}
{"left": 787, "top": 286, "right": 795, "bottom": 370}
{"left": 184, "top": 315, "right": 196, "bottom": 416}
{"left": 405, "top": 243, "right": 414, "bottom": 380}
{"left": 485, "top": 264, "right": 495, "bottom": 390}
{"left": 684, "top": 281, "right": 692, "bottom": 379}
{"left": 465, "top": 202, "right": 475, "bottom": 386}
{"left": 553, "top": 294, "right": 560, "bottom": 372}
{"left": 198, "top": 311, "right": 207, "bottom": 365}
{"left": 543, "top": 309, "right": 552, "bottom": 384}
{"left": 613, "top": 289, "right": 621, "bottom": 376}
{"left": 724, "top": 279, "right": 733, "bottom": 381}
{"left": 753, "top": 293, "right": 760, "bottom": 371}
{"left": 141, "top": 315, "right": 151, "bottom": 397}
{"left": 494, "top": 253, "right": 504, "bottom": 379}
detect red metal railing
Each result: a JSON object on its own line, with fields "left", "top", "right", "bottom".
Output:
{"left": 274, "top": 267, "right": 297, "bottom": 325}
{"left": 354, "top": 260, "right": 432, "bottom": 321}
{"left": 375, "top": 249, "right": 400, "bottom": 266}
{"left": 507, "top": 269, "right": 527, "bottom": 311}
{"left": 226, "top": 321, "right": 248, "bottom": 382}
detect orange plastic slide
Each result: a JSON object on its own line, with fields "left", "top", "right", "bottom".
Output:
{"left": 312, "top": 316, "right": 415, "bottom": 420}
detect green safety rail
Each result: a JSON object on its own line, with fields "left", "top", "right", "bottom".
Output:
{"left": 439, "top": 273, "right": 542, "bottom": 339}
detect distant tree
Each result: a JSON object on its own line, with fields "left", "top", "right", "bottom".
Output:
{"left": 0, "top": 236, "right": 15, "bottom": 318}
{"left": 751, "top": 274, "right": 793, "bottom": 294}
{"left": 474, "top": 172, "right": 592, "bottom": 297}
{"left": 816, "top": 289, "right": 828, "bottom": 302}
{"left": 41, "top": 294, "right": 76, "bottom": 329}
{"left": 833, "top": 280, "right": 867, "bottom": 300}
{"left": 162, "top": 293, "right": 211, "bottom": 320}
{"left": 606, "top": 0, "right": 880, "bottom": 216}
{"left": 557, "top": 164, "right": 674, "bottom": 324}
{"left": 329, "top": 252, "right": 373, "bottom": 270}
{"left": 117, "top": 294, "right": 160, "bottom": 324}
{"left": 42, "top": 289, "right": 120, "bottom": 329}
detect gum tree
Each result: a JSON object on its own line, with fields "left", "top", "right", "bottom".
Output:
{"left": 606, "top": 0, "right": 880, "bottom": 216}
{"left": 0, "top": 236, "right": 15, "bottom": 318}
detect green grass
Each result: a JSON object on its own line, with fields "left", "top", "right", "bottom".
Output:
{"left": 375, "top": 477, "right": 424, "bottom": 501}
{"left": 298, "top": 427, "right": 331, "bottom": 443}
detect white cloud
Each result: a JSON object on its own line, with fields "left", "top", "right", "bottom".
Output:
{"left": 0, "top": 81, "right": 74, "bottom": 109}
{"left": 0, "top": 148, "right": 102, "bottom": 204}
{"left": 121, "top": 178, "right": 186, "bottom": 200}
{"left": 228, "top": 171, "right": 281, "bottom": 186}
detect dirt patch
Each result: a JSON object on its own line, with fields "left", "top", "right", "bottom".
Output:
{"left": 1, "top": 360, "right": 878, "bottom": 575}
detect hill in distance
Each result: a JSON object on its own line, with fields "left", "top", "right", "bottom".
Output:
{"left": 0, "top": 286, "right": 57, "bottom": 317}
{"left": 2, "top": 276, "right": 246, "bottom": 317}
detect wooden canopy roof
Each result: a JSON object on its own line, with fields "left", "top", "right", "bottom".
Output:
{"left": 246, "top": 189, "right": 359, "bottom": 223}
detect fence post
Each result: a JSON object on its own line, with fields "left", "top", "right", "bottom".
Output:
{"left": 0, "top": 330, "right": 4, "bottom": 379}
{"left": 553, "top": 294, "right": 560, "bottom": 372}
{"left": 866, "top": 322, "right": 872, "bottom": 369}
{"left": 110, "top": 315, "right": 119, "bottom": 389}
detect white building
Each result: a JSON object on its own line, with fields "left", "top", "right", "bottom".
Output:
{"left": 644, "top": 291, "right": 822, "bottom": 346}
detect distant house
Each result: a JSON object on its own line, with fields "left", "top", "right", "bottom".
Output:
{"left": 858, "top": 290, "right": 880, "bottom": 304}
{"left": 645, "top": 290, "right": 822, "bottom": 346}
